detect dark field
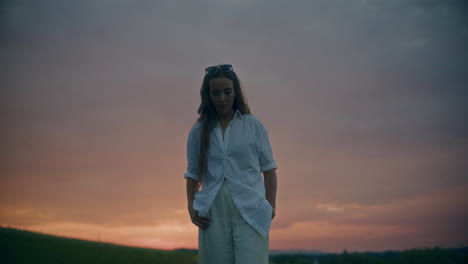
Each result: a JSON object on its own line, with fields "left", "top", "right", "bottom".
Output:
{"left": 1, "top": 226, "right": 466, "bottom": 264}
{"left": 1, "top": 226, "right": 197, "bottom": 264}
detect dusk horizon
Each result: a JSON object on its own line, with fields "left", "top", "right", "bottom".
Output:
{"left": 1, "top": 0, "right": 467, "bottom": 254}
{"left": 2, "top": 225, "right": 464, "bottom": 255}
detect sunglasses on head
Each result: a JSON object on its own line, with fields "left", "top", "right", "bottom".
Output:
{"left": 205, "top": 64, "right": 234, "bottom": 75}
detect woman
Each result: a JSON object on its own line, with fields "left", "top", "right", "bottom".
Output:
{"left": 184, "top": 63, "right": 278, "bottom": 264}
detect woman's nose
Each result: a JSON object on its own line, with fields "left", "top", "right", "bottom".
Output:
{"left": 219, "top": 93, "right": 226, "bottom": 102}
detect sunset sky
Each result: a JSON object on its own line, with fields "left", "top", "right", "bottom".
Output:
{"left": 1, "top": 0, "right": 467, "bottom": 253}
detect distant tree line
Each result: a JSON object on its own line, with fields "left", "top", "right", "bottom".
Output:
{"left": 270, "top": 247, "right": 468, "bottom": 264}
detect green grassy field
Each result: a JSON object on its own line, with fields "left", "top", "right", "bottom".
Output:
{"left": 1, "top": 226, "right": 467, "bottom": 263}
{"left": 0, "top": 226, "right": 197, "bottom": 264}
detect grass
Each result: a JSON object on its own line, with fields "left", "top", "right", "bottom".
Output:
{"left": 0, "top": 226, "right": 197, "bottom": 264}
{"left": 2, "top": 226, "right": 467, "bottom": 263}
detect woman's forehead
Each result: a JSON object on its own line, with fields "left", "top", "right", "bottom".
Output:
{"left": 209, "top": 77, "right": 233, "bottom": 89}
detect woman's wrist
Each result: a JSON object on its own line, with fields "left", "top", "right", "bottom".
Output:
{"left": 268, "top": 200, "right": 276, "bottom": 208}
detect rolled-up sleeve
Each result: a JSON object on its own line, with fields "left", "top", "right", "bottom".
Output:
{"left": 184, "top": 124, "right": 200, "bottom": 181}
{"left": 256, "top": 121, "right": 277, "bottom": 173}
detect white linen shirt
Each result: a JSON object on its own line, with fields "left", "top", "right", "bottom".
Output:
{"left": 184, "top": 109, "right": 277, "bottom": 237}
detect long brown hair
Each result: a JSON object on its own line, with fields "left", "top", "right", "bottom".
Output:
{"left": 195, "top": 67, "right": 251, "bottom": 184}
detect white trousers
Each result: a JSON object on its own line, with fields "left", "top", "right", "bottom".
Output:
{"left": 198, "top": 181, "right": 269, "bottom": 264}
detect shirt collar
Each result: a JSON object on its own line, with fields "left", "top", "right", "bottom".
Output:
{"left": 216, "top": 109, "right": 243, "bottom": 125}
{"left": 234, "top": 108, "right": 244, "bottom": 120}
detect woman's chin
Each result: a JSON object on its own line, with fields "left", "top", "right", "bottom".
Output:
{"left": 217, "top": 108, "right": 233, "bottom": 115}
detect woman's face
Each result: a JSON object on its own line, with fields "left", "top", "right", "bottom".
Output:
{"left": 209, "top": 77, "right": 235, "bottom": 116}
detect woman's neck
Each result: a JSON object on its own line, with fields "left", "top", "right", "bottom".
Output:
{"left": 217, "top": 109, "right": 235, "bottom": 124}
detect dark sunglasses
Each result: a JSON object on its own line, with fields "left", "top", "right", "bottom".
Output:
{"left": 205, "top": 64, "right": 234, "bottom": 75}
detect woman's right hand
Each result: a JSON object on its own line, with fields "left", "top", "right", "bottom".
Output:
{"left": 188, "top": 205, "right": 212, "bottom": 230}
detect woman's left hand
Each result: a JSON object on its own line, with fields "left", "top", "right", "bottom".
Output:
{"left": 271, "top": 206, "right": 276, "bottom": 220}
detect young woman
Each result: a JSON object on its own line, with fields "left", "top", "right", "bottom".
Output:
{"left": 185, "top": 64, "right": 278, "bottom": 264}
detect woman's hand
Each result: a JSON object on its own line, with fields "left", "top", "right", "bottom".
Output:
{"left": 267, "top": 199, "right": 276, "bottom": 220}
{"left": 188, "top": 205, "right": 212, "bottom": 229}
{"left": 263, "top": 169, "right": 277, "bottom": 220}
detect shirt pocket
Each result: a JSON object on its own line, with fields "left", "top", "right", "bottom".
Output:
{"left": 229, "top": 136, "right": 256, "bottom": 161}
{"left": 229, "top": 138, "right": 259, "bottom": 180}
